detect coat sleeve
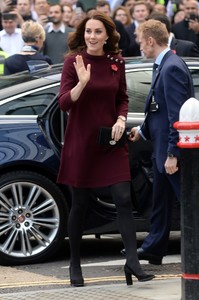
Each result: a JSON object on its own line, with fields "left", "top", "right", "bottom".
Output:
{"left": 115, "top": 59, "right": 129, "bottom": 118}
{"left": 58, "top": 55, "right": 78, "bottom": 112}
{"left": 3, "top": 59, "right": 10, "bottom": 75}
{"left": 164, "top": 63, "right": 193, "bottom": 157}
{"left": 190, "top": 42, "right": 199, "bottom": 57}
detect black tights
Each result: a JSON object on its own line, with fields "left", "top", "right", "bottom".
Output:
{"left": 68, "top": 182, "right": 143, "bottom": 274}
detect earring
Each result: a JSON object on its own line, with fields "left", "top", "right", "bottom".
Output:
{"left": 104, "top": 40, "right": 107, "bottom": 44}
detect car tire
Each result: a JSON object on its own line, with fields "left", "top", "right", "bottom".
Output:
{"left": 0, "top": 170, "right": 68, "bottom": 265}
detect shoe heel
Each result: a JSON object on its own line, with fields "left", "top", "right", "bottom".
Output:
{"left": 124, "top": 263, "right": 155, "bottom": 284}
{"left": 69, "top": 266, "right": 84, "bottom": 287}
{"left": 124, "top": 270, "right": 133, "bottom": 285}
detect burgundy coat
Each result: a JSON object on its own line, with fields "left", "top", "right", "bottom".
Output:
{"left": 57, "top": 50, "right": 131, "bottom": 188}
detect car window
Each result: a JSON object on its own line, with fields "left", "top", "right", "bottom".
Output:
{"left": 0, "top": 75, "right": 38, "bottom": 89}
{"left": 126, "top": 69, "right": 152, "bottom": 113}
{"left": 190, "top": 68, "right": 199, "bottom": 99}
{"left": 0, "top": 86, "right": 59, "bottom": 115}
{"left": 126, "top": 67, "right": 199, "bottom": 114}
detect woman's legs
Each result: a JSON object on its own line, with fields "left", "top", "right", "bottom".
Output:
{"left": 68, "top": 183, "right": 154, "bottom": 286}
{"left": 110, "top": 182, "right": 144, "bottom": 275}
{"left": 68, "top": 187, "right": 90, "bottom": 285}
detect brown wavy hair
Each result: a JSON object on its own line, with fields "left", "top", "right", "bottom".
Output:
{"left": 112, "top": 6, "right": 132, "bottom": 26}
{"left": 66, "top": 11, "right": 120, "bottom": 55}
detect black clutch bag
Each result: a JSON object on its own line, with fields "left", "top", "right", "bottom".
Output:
{"left": 98, "top": 127, "right": 127, "bottom": 146}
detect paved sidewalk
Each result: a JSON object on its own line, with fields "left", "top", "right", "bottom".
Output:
{"left": 0, "top": 278, "right": 181, "bottom": 300}
{"left": 0, "top": 254, "right": 182, "bottom": 300}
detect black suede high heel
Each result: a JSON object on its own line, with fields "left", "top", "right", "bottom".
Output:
{"left": 124, "top": 264, "right": 155, "bottom": 285}
{"left": 69, "top": 265, "right": 84, "bottom": 287}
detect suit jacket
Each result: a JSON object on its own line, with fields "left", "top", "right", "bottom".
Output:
{"left": 142, "top": 50, "right": 194, "bottom": 173}
{"left": 125, "top": 23, "right": 141, "bottom": 57}
{"left": 171, "top": 37, "right": 199, "bottom": 57}
{"left": 172, "top": 20, "right": 199, "bottom": 48}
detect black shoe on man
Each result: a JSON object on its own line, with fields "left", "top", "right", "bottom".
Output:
{"left": 120, "top": 247, "right": 163, "bottom": 265}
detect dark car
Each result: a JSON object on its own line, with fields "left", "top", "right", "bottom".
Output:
{"left": 0, "top": 58, "right": 198, "bottom": 266}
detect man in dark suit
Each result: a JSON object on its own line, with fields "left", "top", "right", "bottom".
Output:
{"left": 125, "top": 1, "right": 149, "bottom": 56}
{"left": 129, "top": 19, "right": 194, "bottom": 264}
{"left": 149, "top": 13, "right": 199, "bottom": 57}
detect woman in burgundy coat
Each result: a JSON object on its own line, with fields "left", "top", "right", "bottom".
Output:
{"left": 57, "top": 11, "right": 154, "bottom": 287}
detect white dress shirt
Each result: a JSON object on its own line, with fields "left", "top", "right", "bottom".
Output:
{"left": 0, "top": 28, "right": 24, "bottom": 55}
{"left": 47, "top": 23, "right": 66, "bottom": 33}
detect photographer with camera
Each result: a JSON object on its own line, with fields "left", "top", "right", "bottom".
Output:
{"left": 33, "top": 0, "right": 50, "bottom": 27}
{"left": 150, "top": 13, "right": 199, "bottom": 57}
{"left": 172, "top": 0, "right": 199, "bottom": 48}
{"left": 0, "top": 0, "right": 24, "bottom": 27}
{"left": 1, "top": 0, "right": 17, "bottom": 13}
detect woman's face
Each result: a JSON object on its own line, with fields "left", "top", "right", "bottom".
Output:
{"left": 84, "top": 19, "right": 108, "bottom": 56}
{"left": 62, "top": 5, "right": 73, "bottom": 24}
{"left": 115, "top": 9, "right": 128, "bottom": 25}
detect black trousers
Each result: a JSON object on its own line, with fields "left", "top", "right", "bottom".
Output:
{"left": 142, "top": 159, "right": 180, "bottom": 256}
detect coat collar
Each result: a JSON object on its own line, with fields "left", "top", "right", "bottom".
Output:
{"left": 158, "top": 50, "right": 174, "bottom": 72}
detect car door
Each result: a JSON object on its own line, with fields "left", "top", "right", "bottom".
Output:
{"left": 125, "top": 66, "right": 153, "bottom": 217}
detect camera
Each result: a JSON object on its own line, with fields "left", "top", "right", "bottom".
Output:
{"left": 189, "top": 13, "right": 199, "bottom": 21}
{"left": 47, "top": 16, "right": 54, "bottom": 22}
{"left": 9, "top": 0, "right": 17, "bottom": 6}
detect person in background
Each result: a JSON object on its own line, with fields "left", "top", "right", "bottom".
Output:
{"left": 122, "top": 0, "right": 135, "bottom": 12}
{"left": 166, "top": 0, "right": 182, "bottom": 22}
{"left": 68, "top": 5, "right": 85, "bottom": 28}
{"left": 33, "top": 0, "right": 50, "bottom": 26}
{"left": 17, "top": 0, "right": 36, "bottom": 21}
{"left": 153, "top": 3, "right": 167, "bottom": 15}
{"left": 1, "top": 0, "right": 18, "bottom": 15}
{"left": 59, "top": 0, "right": 77, "bottom": 9}
{"left": 96, "top": 0, "right": 130, "bottom": 56}
{"left": 0, "top": 48, "right": 9, "bottom": 74}
{"left": 172, "top": 9, "right": 185, "bottom": 25}
{"left": 43, "top": 4, "right": 74, "bottom": 64}
{"left": 172, "top": 0, "right": 199, "bottom": 48}
{"left": 125, "top": 1, "right": 149, "bottom": 56}
{"left": 149, "top": 12, "right": 199, "bottom": 57}
{"left": 112, "top": 5, "right": 132, "bottom": 26}
{"left": 1, "top": 0, "right": 25, "bottom": 27}
{"left": 129, "top": 19, "right": 194, "bottom": 265}
{"left": 0, "top": 12, "right": 24, "bottom": 54}
{"left": 57, "top": 11, "right": 154, "bottom": 287}
{"left": 4, "top": 20, "right": 52, "bottom": 74}
{"left": 62, "top": 3, "right": 73, "bottom": 26}
{"left": 145, "top": 0, "right": 156, "bottom": 14}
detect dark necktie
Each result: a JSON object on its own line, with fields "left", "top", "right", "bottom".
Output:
{"left": 152, "top": 63, "right": 158, "bottom": 83}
